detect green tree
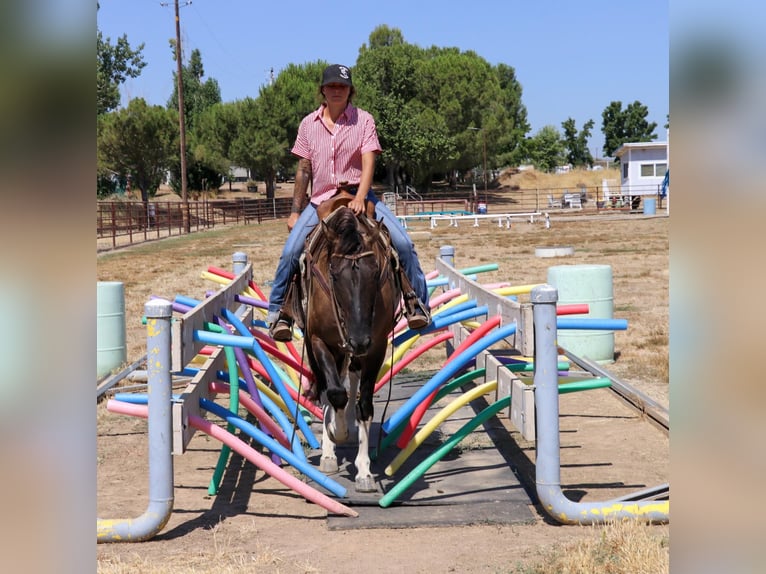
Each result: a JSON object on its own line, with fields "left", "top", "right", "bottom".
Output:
{"left": 98, "top": 98, "right": 177, "bottom": 203}
{"left": 601, "top": 100, "right": 657, "bottom": 157}
{"left": 356, "top": 26, "right": 528, "bottom": 191}
{"left": 97, "top": 29, "right": 146, "bottom": 115}
{"left": 528, "top": 125, "right": 564, "bottom": 173}
{"left": 232, "top": 61, "right": 325, "bottom": 198}
{"left": 562, "top": 117, "right": 594, "bottom": 167}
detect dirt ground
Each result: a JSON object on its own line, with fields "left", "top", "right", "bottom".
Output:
{"left": 96, "top": 202, "right": 669, "bottom": 573}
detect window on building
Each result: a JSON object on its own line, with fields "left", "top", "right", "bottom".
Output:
{"left": 640, "top": 162, "right": 668, "bottom": 177}
{"left": 623, "top": 163, "right": 628, "bottom": 179}
{"left": 640, "top": 163, "right": 654, "bottom": 177}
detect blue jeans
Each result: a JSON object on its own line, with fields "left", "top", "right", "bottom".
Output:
{"left": 267, "top": 193, "right": 429, "bottom": 320}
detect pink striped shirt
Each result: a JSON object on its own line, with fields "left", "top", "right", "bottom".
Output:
{"left": 291, "top": 103, "right": 382, "bottom": 205}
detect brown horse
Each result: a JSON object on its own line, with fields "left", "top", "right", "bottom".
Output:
{"left": 298, "top": 202, "right": 399, "bottom": 492}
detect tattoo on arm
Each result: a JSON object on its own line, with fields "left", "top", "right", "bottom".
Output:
{"left": 292, "top": 159, "right": 312, "bottom": 213}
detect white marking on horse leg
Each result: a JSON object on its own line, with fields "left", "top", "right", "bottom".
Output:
{"left": 354, "top": 418, "right": 376, "bottom": 492}
{"left": 320, "top": 403, "right": 338, "bottom": 474}
{"left": 346, "top": 372, "right": 360, "bottom": 440}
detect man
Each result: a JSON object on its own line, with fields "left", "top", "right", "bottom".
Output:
{"left": 266, "top": 63, "right": 431, "bottom": 341}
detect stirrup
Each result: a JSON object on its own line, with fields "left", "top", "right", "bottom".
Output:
{"left": 269, "top": 318, "right": 293, "bottom": 342}
{"left": 403, "top": 292, "right": 431, "bottom": 330}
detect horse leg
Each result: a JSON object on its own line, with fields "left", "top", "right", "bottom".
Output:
{"left": 320, "top": 403, "right": 339, "bottom": 474}
{"left": 345, "top": 370, "right": 360, "bottom": 442}
{"left": 353, "top": 381, "right": 376, "bottom": 492}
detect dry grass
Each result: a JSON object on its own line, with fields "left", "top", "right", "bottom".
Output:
{"left": 513, "top": 520, "right": 670, "bottom": 574}
{"left": 97, "top": 176, "right": 668, "bottom": 573}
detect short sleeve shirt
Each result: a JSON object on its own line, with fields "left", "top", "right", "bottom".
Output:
{"left": 291, "top": 103, "right": 382, "bottom": 205}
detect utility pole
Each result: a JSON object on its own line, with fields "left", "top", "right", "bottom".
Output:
{"left": 174, "top": 0, "right": 190, "bottom": 232}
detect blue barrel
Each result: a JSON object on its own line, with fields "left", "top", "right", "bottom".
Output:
{"left": 643, "top": 197, "right": 656, "bottom": 215}
{"left": 547, "top": 264, "right": 614, "bottom": 363}
{"left": 97, "top": 281, "right": 127, "bottom": 378}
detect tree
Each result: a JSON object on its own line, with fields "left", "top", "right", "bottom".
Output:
{"left": 528, "top": 125, "right": 564, "bottom": 173}
{"left": 97, "top": 29, "right": 146, "bottom": 115}
{"left": 561, "top": 118, "right": 594, "bottom": 167}
{"left": 355, "top": 27, "right": 527, "bottom": 191}
{"left": 98, "top": 98, "right": 177, "bottom": 203}
{"left": 601, "top": 100, "right": 657, "bottom": 158}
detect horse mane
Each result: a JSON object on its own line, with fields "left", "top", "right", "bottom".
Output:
{"left": 327, "top": 207, "right": 366, "bottom": 256}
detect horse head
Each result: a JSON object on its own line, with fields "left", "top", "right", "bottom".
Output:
{"left": 321, "top": 208, "right": 385, "bottom": 356}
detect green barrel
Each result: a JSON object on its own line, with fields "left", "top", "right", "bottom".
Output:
{"left": 97, "top": 281, "right": 127, "bottom": 378}
{"left": 547, "top": 264, "right": 614, "bottom": 363}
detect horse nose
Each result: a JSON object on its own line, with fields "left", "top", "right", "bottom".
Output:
{"left": 349, "top": 335, "right": 371, "bottom": 355}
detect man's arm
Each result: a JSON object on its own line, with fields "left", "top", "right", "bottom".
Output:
{"left": 287, "top": 158, "right": 312, "bottom": 230}
{"left": 349, "top": 151, "right": 376, "bottom": 215}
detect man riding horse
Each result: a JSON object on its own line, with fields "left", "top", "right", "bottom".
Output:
{"left": 265, "top": 63, "right": 431, "bottom": 342}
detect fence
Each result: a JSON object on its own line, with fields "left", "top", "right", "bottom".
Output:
{"left": 97, "top": 182, "right": 666, "bottom": 251}
{"left": 97, "top": 197, "right": 293, "bottom": 251}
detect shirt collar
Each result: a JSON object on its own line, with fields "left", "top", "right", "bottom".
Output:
{"left": 314, "top": 102, "right": 353, "bottom": 122}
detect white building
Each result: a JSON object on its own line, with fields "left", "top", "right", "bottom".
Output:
{"left": 613, "top": 141, "right": 668, "bottom": 196}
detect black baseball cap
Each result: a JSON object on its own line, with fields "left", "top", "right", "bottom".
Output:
{"left": 321, "top": 64, "right": 353, "bottom": 87}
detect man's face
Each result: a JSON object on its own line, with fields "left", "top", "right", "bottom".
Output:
{"left": 323, "top": 83, "right": 351, "bottom": 103}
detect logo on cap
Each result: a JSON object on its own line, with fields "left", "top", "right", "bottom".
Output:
{"left": 338, "top": 66, "right": 349, "bottom": 79}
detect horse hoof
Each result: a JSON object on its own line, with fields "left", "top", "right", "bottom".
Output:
{"left": 355, "top": 476, "right": 376, "bottom": 493}
{"left": 320, "top": 458, "right": 339, "bottom": 474}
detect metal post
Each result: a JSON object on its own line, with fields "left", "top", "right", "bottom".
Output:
{"left": 531, "top": 284, "right": 669, "bottom": 524}
{"left": 97, "top": 299, "right": 175, "bottom": 542}
{"left": 232, "top": 252, "right": 248, "bottom": 275}
{"left": 439, "top": 245, "right": 455, "bottom": 268}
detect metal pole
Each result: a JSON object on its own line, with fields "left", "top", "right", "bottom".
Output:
{"left": 531, "top": 284, "right": 669, "bottom": 524}
{"left": 174, "top": 0, "right": 190, "bottom": 233}
{"left": 97, "top": 299, "right": 175, "bottom": 542}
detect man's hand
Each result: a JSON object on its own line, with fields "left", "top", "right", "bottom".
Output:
{"left": 287, "top": 212, "right": 300, "bottom": 231}
{"left": 349, "top": 194, "right": 365, "bottom": 215}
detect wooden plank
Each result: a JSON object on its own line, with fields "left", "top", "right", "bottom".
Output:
{"left": 561, "top": 348, "right": 669, "bottom": 433}
{"left": 171, "top": 263, "right": 253, "bottom": 371}
{"left": 434, "top": 258, "right": 534, "bottom": 356}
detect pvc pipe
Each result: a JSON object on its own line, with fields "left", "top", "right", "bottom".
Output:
{"left": 382, "top": 322, "right": 516, "bottom": 434}
{"left": 97, "top": 299, "right": 174, "bottom": 543}
{"left": 194, "top": 325, "right": 319, "bottom": 449}
{"left": 215, "top": 371, "right": 313, "bottom": 455}
{"left": 378, "top": 395, "right": 511, "bottom": 508}
{"left": 392, "top": 305, "right": 489, "bottom": 347}
{"left": 208, "top": 382, "right": 290, "bottom": 448}
{"left": 395, "top": 315, "right": 501, "bottom": 449}
{"left": 385, "top": 381, "right": 498, "bottom": 476}
{"left": 556, "top": 303, "right": 590, "bottom": 316}
{"left": 107, "top": 400, "right": 357, "bottom": 517}
{"left": 376, "top": 368, "right": 487, "bottom": 455}
{"left": 531, "top": 284, "right": 668, "bottom": 524}
{"left": 200, "top": 398, "right": 346, "bottom": 498}
{"left": 374, "top": 332, "right": 454, "bottom": 394}
{"left": 556, "top": 317, "right": 628, "bottom": 331}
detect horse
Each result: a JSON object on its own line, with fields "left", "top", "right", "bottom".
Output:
{"left": 296, "top": 199, "right": 399, "bottom": 492}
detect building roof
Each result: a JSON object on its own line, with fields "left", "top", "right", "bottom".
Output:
{"left": 614, "top": 141, "right": 667, "bottom": 158}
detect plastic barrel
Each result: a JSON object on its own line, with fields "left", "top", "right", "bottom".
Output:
{"left": 643, "top": 197, "right": 656, "bottom": 215}
{"left": 547, "top": 265, "right": 614, "bottom": 363}
{"left": 97, "top": 281, "right": 127, "bottom": 378}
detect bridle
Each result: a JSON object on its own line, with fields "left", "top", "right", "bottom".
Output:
{"left": 329, "top": 249, "right": 378, "bottom": 352}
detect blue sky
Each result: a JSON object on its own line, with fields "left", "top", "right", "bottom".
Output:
{"left": 97, "top": 0, "right": 668, "bottom": 158}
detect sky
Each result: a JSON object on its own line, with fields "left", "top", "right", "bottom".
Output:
{"left": 97, "top": 0, "right": 668, "bottom": 158}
